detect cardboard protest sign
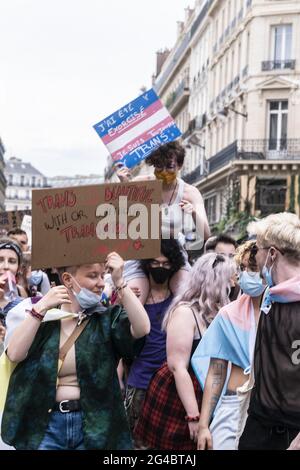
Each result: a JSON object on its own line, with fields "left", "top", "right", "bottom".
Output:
{"left": 21, "top": 215, "right": 32, "bottom": 248}
{"left": 31, "top": 181, "right": 162, "bottom": 270}
{"left": 0, "top": 210, "right": 31, "bottom": 234}
{"left": 93, "top": 88, "right": 181, "bottom": 169}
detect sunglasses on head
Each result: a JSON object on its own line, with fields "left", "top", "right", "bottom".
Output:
{"left": 212, "top": 254, "right": 226, "bottom": 268}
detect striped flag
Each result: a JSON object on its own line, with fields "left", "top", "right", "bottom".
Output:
{"left": 93, "top": 89, "right": 181, "bottom": 169}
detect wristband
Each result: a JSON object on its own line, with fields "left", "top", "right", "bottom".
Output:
{"left": 115, "top": 282, "right": 128, "bottom": 292}
{"left": 184, "top": 414, "right": 200, "bottom": 422}
{"left": 26, "top": 307, "right": 44, "bottom": 322}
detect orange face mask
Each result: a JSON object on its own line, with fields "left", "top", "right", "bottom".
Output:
{"left": 154, "top": 169, "right": 177, "bottom": 185}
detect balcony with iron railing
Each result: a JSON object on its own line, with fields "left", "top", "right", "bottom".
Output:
{"left": 237, "top": 139, "right": 300, "bottom": 160}
{"left": 165, "top": 77, "right": 190, "bottom": 114}
{"left": 210, "top": 139, "right": 300, "bottom": 172}
{"left": 262, "top": 60, "right": 296, "bottom": 71}
{"left": 184, "top": 139, "right": 300, "bottom": 184}
{"left": 182, "top": 165, "right": 204, "bottom": 185}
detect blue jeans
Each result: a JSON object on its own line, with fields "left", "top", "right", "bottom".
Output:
{"left": 38, "top": 411, "right": 85, "bottom": 450}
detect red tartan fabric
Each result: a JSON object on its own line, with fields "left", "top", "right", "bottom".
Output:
{"left": 134, "top": 362, "right": 202, "bottom": 450}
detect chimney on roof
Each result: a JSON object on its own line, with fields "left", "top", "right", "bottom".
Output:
{"left": 177, "top": 21, "right": 184, "bottom": 38}
{"left": 184, "top": 7, "right": 194, "bottom": 23}
{"left": 155, "top": 49, "right": 170, "bottom": 77}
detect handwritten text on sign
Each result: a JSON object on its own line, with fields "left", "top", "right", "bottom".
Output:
{"left": 0, "top": 210, "right": 31, "bottom": 233}
{"left": 31, "top": 181, "right": 162, "bottom": 269}
{"left": 93, "top": 88, "right": 181, "bottom": 169}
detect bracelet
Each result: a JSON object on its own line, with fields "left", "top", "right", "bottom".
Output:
{"left": 184, "top": 414, "right": 200, "bottom": 422}
{"left": 115, "top": 282, "right": 128, "bottom": 292}
{"left": 26, "top": 307, "right": 44, "bottom": 322}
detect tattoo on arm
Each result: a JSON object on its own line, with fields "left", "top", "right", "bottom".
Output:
{"left": 208, "top": 359, "right": 227, "bottom": 420}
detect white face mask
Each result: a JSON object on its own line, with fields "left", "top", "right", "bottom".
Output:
{"left": 71, "top": 277, "right": 104, "bottom": 310}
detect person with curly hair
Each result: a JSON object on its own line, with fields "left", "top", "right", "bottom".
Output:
{"left": 133, "top": 252, "right": 236, "bottom": 450}
{"left": 124, "top": 239, "right": 185, "bottom": 445}
{"left": 114, "top": 141, "right": 210, "bottom": 305}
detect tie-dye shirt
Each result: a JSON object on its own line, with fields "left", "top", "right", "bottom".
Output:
{"left": 1, "top": 303, "right": 139, "bottom": 450}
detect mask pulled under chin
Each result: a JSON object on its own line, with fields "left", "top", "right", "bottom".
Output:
{"left": 73, "top": 287, "right": 104, "bottom": 310}
{"left": 149, "top": 267, "right": 172, "bottom": 284}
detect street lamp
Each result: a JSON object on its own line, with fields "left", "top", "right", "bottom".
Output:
{"left": 219, "top": 105, "right": 248, "bottom": 120}
{"left": 186, "top": 134, "right": 206, "bottom": 149}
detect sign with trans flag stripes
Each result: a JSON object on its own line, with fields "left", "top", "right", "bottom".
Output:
{"left": 93, "top": 88, "right": 181, "bottom": 169}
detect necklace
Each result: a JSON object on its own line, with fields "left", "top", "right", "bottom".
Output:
{"left": 163, "top": 180, "right": 178, "bottom": 217}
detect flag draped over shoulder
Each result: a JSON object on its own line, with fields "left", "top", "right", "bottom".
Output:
{"left": 191, "top": 294, "right": 256, "bottom": 390}
{"left": 261, "top": 275, "right": 300, "bottom": 314}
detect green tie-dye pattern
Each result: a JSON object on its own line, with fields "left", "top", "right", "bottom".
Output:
{"left": 1, "top": 305, "right": 138, "bottom": 450}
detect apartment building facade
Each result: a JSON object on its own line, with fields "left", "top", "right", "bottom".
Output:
{"left": 182, "top": 0, "right": 300, "bottom": 229}
{"left": 104, "top": 0, "right": 300, "bottom": 235}
{"left": 5, "top": 157, "right": 48, "bottom": 210}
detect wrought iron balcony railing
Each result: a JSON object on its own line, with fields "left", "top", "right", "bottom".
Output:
{"left": 237, "top": 139, "right": 300, "bottom": 160}
{"left": 182, "top": 165, "right": 207, "bottom": 185}
{"left": 262, "top": 60, "right": 296, "bottom": 71}
{"left": 188, "top": 139, "right": 300, "bottom": 182}
{"left": 165, "top": 77, "right": 189, "bottom": 109}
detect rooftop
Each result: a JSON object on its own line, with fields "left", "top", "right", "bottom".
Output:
{"left": 5, "top": 157, "right": 45, "bottom": 177}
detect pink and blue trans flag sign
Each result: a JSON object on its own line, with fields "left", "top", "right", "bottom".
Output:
{"left": 93, "top": 88, "right": 182, "bottom": 169}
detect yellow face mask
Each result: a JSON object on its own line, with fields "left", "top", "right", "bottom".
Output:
{"left": 154, "top": 169, "right": 177, "bottom": 185}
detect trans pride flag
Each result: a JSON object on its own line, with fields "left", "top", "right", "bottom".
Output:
{"left": 93, "top": 89, "right": 181, "bottom": 169}
{"left": 191, "top": 294, "right": 257, "bottom": 390}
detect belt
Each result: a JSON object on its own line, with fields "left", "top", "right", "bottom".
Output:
{"left": 53, "top": 399, "right": 81, "bottom": 413}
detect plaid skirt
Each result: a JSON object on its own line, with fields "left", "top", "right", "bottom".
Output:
{"left": 134, "top": 362, "right": 202, "bottom": 450}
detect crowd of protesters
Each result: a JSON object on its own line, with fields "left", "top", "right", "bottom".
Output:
{"left": 0, "top": 141, "right": 300, "bottom": 451}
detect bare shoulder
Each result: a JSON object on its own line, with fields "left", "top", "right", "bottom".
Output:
{"left": 170, "top": 304, "right": 195, "bottom": 322}
{"left": 183, "top": 182, "right": 204, "bottom": 201}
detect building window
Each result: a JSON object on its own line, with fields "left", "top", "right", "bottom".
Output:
{"left": 204, "top": 195, "right": 218, "bottom": 224}
{"left": 20, "top": 175, "right": 24, "bottom": 186}
{"left": 272, "top": 24, "right": 292, "bottom": 66}
{"left": 268, "top": 100, "right": 288, "bottom": 150}
{"left": 8, "top": 174, "right": 13, "bottom": 185}
{"left": 255, "top": 179, "right": 286, "bottom": 216}
{"left": 32, "top": 176, "right": 36, "bottom": 187}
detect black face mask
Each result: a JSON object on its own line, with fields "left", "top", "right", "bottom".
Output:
{"left": 148, "top": 267, "right": 172, "bottom": 284}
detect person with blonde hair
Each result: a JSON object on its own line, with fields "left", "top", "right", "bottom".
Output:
{"left": 193, "top": 240, "right": 264, "bottom": 450}
{"left": 133, "top": 253, "right": 236, "bottom": 450}
{"left": 238, "top": 212, "right": 300, "bottom": 450}
{"left": 1, "top": 252, "right": 150, "bottom": 450}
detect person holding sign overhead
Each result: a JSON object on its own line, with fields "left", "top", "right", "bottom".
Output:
{"left": 1, "top": 252, "right": 150, "bottom": 450}
{"left": 116, "top": 141, "right": 210, "bottom": 303}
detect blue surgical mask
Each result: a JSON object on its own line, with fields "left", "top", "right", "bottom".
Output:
{"left": 239, "top": 271, "right": 265, "bottom": 297}
{"left": 262, "top": 250, "right": 274, "bottom": 288}
{"left": 73, "top": 287, "right": 104, "bottom": 310}
{"left": 29, "top": 270, "right": 43, "bottom": 287}
{"left": 71, "top": 277, "right": 104, "bottom": 310}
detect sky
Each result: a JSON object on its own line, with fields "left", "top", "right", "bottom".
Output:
{"left": 0, "top": 0, "right": 192, "bottom": 178}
